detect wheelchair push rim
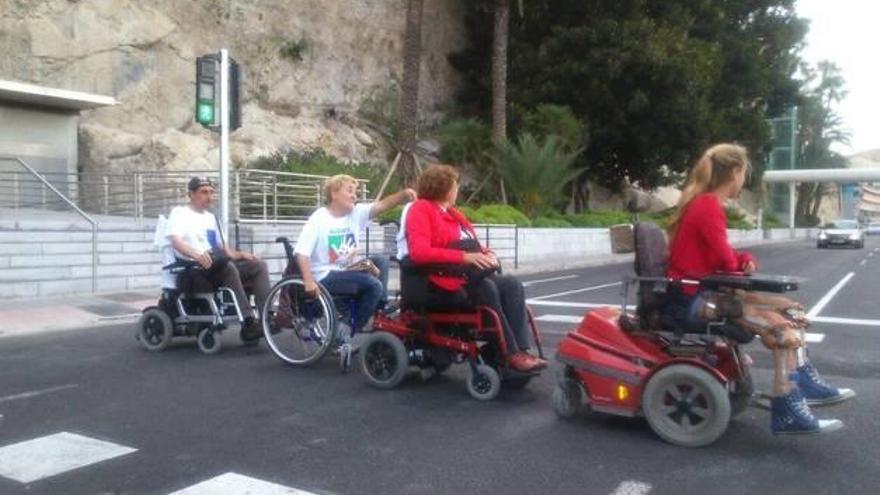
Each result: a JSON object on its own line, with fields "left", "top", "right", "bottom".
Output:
{"left": 262, "top": 277, "right": 337, "bottom": 366}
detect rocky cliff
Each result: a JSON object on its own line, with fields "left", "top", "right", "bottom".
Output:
{"left": 0, "top": 0, "right": 466, "bottom": 174}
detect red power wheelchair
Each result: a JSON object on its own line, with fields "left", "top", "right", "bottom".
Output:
{"left": 361, "top": 256, "right": 546, "bottom": 400}
{"left": 553, "top": 222, "right": 800, "bottom": 447}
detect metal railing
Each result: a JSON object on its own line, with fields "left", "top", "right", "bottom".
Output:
{"left": 0, "top": 167, "right": 369, "bottom": 222}
{"left": 0, "top": 155, "right": 99, "bottom": 291}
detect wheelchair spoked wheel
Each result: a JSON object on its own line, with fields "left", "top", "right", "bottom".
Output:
{"left": 360, "top": 331, "right": 409, "bottom": 389}
{"left": 642, "top": 364, "right": 731, "bottom": 447}
{"left": 138, "top": 308, "right": 174, "bottom": 351}
{"left": 262, "top": 278, "right": 337, "bottom": 366}
{"left": 466, "top": 364, "right": 501, "bottom": 401}
{"left": 197, "top": 327, "right": 223, "bottom": 355}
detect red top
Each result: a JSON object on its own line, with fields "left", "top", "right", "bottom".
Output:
{"left": 666, "top": 193, "right": 756, "bottom": 294}
{"left": 405, "top": 199, "right": 482, "bottom": 291}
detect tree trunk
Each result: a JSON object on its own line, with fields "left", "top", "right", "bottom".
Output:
{"left": 398, "top": 0, "right": 423, "bottom": 188}
{"left": 492, "top": 0, "right": 509, "bottom": 204}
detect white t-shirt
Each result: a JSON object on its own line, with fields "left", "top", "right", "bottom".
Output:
{"left": 165, "top": 205, "right": 224, "bottom": 259}
{"left": 396, "top": 202, "right": 413, "bottom": 260}
{"left": 294, "top": 203, "right": 374, "bottom": 281}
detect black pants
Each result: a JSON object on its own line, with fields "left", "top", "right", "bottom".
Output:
{"left": 427, "top": 274, "right": 532, "bottom": 354}
{"left": 180, "top": 259, "right": 270, "bottom": 319}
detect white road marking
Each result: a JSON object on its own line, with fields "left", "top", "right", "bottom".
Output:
{"left": 869, "top": 252, "right": 875, "bottom": 258}
{"left": 528, "top": 300, "right": 636, "bottom": 310}
{"left": 805, "top": 333, "right": 825, "bottom": 343}
{"left": 523, "top": 274, "right": 578, "bottom": 286}
{"left": 611, "top": 480, "right": 652, "bottom": 495}
{"left": 812, "top": 316, "right": 880, "bottom": 326}
{"left": 169, "top": 472, "right": 317, "bottom": 495}
{"left": 529, "top": 281, "right": 622, "bottom": 301}
{"left": 860, "top": 260, "right": 867, "bottom": 266}
{"left": 0, "top": 384, "right": 78, "bottom": 404}
{"left": 0, "top": 432, "right": 136, "bottom": 483}
{"left": 536, "top": 314, "right": 583, "bottom": 324}
{"left": 806, "top": 272, "right": 855, "bottom": 318}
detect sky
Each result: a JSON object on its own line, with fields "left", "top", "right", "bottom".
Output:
{"left": 796, "top": 0, "right": 880, "bottom": 155}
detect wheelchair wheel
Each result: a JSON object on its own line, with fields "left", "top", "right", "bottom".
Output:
{"left": 262, "top": 278, "right": 337, "bottom": 366}
{"left": 553, "top": 378, "right": 586, "bottom": 419}
{"left": 197, "top": 327, "right": 223, "bottom": 355}
{"left": 138, "top": 308, "right": 174, "bottom": 351}
{"left": 642, "top": 364, "right": 731, "bottom": 447}
{"left": 466, "top": 364, "right": 501, "bottom": 401}
{"left": 360, "top": 331, "right": 409, "bottom": 389}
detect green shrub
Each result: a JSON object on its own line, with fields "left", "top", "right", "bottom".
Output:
{"left": 242, "top": 149, "right": 393, "bottom": 199}
{"left": 520, "top": 104, "right": 588, "bottom": 153}
{"left": 493, "top": 133, "right": 583, "bottom": 217}
{"left": 438, "top": 118, "right": 493, "bottom": 167}
{"left": 532, "top": 217, "right": 573, "bottom": 227}
{"left": 456, "top": 204, "right": 530, "bottom": 226}
{"left": 280, "top": 37, "right": 309, "bottom": 62}
{"left": 762, "top": 211, "right": 784, "bottom": 229}
{"left": 563, "top": 210, "right": 633, "bottom": 228}
{"left": 726, "top": 206, "right": 754, "bottom": 230}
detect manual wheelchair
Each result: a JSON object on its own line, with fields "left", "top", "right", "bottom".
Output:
{"left": 137, "top": 259, "right": 259, "bottom": 355}
{"left": 261, "top": 237, "right": 371, "bottom": 373}
{"left": 553, "top": 222, "right": 801, "bottom": 447}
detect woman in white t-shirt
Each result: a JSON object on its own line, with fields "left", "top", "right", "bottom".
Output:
{"left": 294, "top": 175, "right": 415, "bottom": 332}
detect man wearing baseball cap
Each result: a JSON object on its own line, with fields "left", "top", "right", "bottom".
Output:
{"left": 165, "top": 176, "right": 270, "bottom": 340}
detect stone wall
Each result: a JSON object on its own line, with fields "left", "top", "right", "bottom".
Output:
{"left": 0, "top": 0, "right": 467, "bottom": 174}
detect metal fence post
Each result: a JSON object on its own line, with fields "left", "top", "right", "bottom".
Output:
{"left": 273, "top": 177, "right": 278, "bottom": 223}
{"left": 485, "top": 226, "right": 491, "bottom": 249}
{"left": 365, "top": 226, "right": 371, "bottom": 257}
{"left": 514, "top": 225, "right": 519, "bottom": 269}
{"left": 13, "top": 175, "right": 19, "bottom": 209}
{"left": 262, "top": 180, "right": 268, "bottom": 221}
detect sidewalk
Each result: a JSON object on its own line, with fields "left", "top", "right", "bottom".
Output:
{"left": 0, "top": 250, "right": 637, "bottom": 339}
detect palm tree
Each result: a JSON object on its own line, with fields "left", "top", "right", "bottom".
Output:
{"left": 397, "top": 0, "right": 424, "bottom": 188}
{"left": 491, "top": 0, "right": 510, "bottom": 203}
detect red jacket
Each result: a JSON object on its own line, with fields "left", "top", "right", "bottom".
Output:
{"left": 405, "top": 199, "right": 482, "bottom": 291}
{"left": 667, "top": 193, "right": 756, "bottom": 294}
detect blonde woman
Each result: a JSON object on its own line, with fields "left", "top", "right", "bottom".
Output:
{"left": 664, "top": 143, "right": 852, "bottom": 435}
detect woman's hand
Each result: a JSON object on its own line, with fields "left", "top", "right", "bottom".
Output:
{"left": 463, "top": 252, "right": 496, "bottom": 270}
{"left": 742, "top": 260, "right": 757, "bottom": 273}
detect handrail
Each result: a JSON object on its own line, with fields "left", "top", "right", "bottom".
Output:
{"left": 0, "top": 155, "right": 99, "bottom": 292}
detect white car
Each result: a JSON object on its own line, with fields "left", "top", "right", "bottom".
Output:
{"left": 817, "top": 219, "right": 864, "bottom": 249}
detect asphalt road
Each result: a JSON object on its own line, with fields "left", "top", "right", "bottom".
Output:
{"left": 1, "top": 237, "right": 878, "bottom": 494}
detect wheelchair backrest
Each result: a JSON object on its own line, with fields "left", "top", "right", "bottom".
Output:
{"left": 633, "top": 222, "right": 669, "bottom": 328}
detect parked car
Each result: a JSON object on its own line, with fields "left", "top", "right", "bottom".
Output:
{"left": 817, "top": 219, "right": 864, "bottom": 249}
{"left": 865, "top": 223, "right": 880, "bottom": 236}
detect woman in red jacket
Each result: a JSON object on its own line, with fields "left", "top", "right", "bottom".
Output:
{"left": 405, "top": 164, "right": 546, "bottom": 372}
{"left": 665, "top": 143, "right": 851, "bottom": 435}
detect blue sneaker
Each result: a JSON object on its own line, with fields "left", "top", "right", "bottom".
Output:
{"left": 771, "top": 388, "right": 843, "bottom": 435}
{"left": 796, "top": 362, "right": 856, "bottom": 406}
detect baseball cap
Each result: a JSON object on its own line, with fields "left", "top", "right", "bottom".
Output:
{"left": 187, "top": 176, "right": 215, "bottom": 192}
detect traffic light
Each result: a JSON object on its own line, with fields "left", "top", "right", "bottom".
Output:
{"left": 195, "top": 54, "right": 219, "bottom": 129}
{"left": 195, "top": 53, "right": 241, "bottom": 131}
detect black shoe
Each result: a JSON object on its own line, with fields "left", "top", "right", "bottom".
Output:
{"left": 240, "top": 319, "right": 263, "bottom": 342}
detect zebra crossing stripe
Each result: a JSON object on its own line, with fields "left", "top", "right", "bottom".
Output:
{"left": 611, "top": 480, "right": 652, "bottom": 495}
{"left": 0, "top": 432, "right": 136, "bottom": 483}
{"left": 169, "top": 472, "right": 318, "bottom": 495}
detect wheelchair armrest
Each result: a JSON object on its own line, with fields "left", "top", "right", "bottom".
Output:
{"left": 379, "top": 219, "right": 400, "bottom": 228}
{"left": 162, "top": 259, "right": 199, "bottom": 273}
{"left": 700, "top": 272, "right": 802, "bottom": 293}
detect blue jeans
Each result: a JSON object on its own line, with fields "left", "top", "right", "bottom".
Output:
{"left": 320, "top": 255, "right": 389, "bottom": 331}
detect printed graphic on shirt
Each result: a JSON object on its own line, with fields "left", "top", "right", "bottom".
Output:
{"left": 206, "top": 229, "right": 219, "bottom": 249}
{"left": 328, "top": 229, "right": 357, "bottom": 264}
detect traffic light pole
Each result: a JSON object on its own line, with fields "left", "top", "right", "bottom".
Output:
{"left": 219, "top": 49, "right": 230, "bottom": 240}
